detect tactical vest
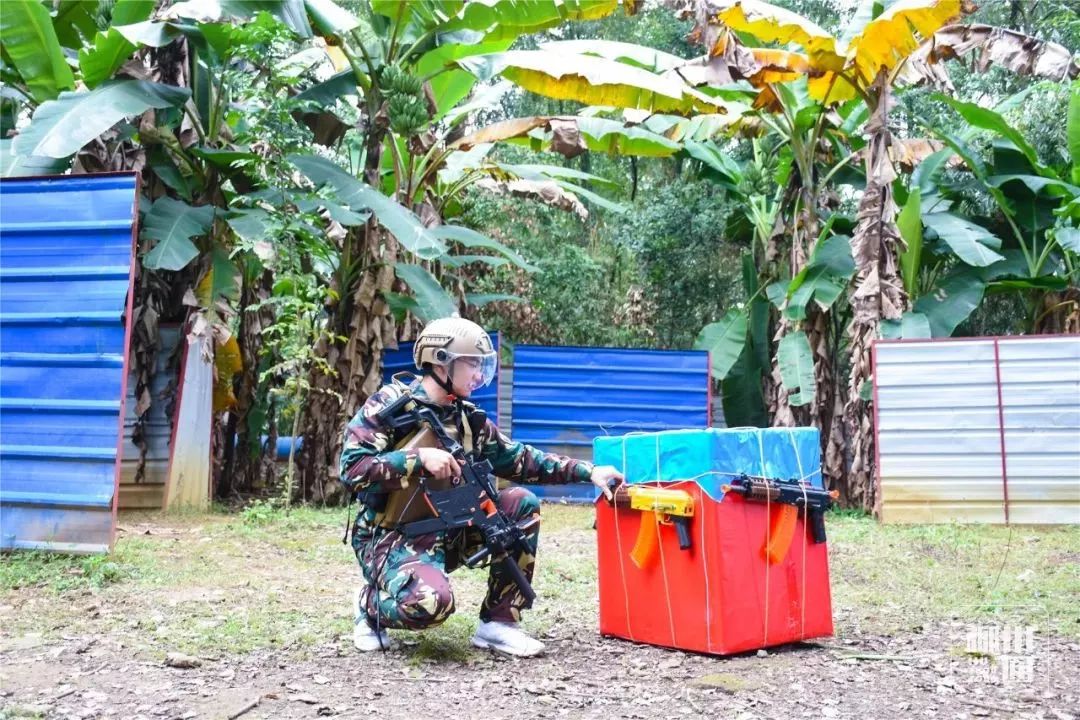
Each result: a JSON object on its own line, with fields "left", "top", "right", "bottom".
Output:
{"left": 377, "top": 403, "right": 477, "bottom": 529}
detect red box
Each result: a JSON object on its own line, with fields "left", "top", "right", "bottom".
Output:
{"left": 596, "top": 480, "right": 834, "bottom": 655}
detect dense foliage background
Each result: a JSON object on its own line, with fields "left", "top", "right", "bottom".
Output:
{"left": 2, "top": 0, "right": 1076, "bottom": 510}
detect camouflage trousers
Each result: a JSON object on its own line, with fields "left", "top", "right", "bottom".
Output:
{"left": 352, "top": 486, "right": 541, "bottom": 629}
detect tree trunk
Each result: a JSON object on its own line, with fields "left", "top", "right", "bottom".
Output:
{"left": 770, "top": 196, "right": 816, "bottom": 431}
{"left": 228, "top": 268, "right": 276, "bottom": 496}
{"left": 129, "top": 268, "right": 170, "bottom": 484}
{"left": 1033, "top": 287, "right": 1080, "bottom": 334}
{"left": 295, "top": 119, "right": 397, "bottom": 503}
{"left": 821, "top": 309, "right": 847, "bottom": 494}
{"left": 843, "top": 74, "right": 909, "bottom": 514}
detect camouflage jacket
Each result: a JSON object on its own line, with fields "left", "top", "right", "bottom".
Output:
{"left": 340, "top": 379, "right": 594, "bottom": 495}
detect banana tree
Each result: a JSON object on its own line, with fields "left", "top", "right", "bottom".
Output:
{"left": 891, "top": 85, "right": 1080, "bottom": 339}
{"left": 282, "top": 0, "right": 658, "bottom": 501}
{"left": 688, "top": 0, "right": 1078, "bottom": 512}
{"left": 1, "top": 0, "right": 322, "bottom": 495}
{"left": 676, "top": 43, "right": 867, "bottom": 494}
{"left": 1, "top": 0, "right": 644, "bottom": 501}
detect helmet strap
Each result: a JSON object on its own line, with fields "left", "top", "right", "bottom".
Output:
{"left": 425, "top": 362, "right": 458, "bottom": 401}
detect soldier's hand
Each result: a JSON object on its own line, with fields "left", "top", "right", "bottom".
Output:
{"left": 590, "top": 465, "right": 625, "bottom": 501}
{"left": 418, "top": 447, "right": 462, "bottom": 481}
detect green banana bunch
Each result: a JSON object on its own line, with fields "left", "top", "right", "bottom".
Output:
{"left": 380, "top": 65, "right": 428, "bottom": 136}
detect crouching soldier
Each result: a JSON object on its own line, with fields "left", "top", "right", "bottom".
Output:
{"left": 339, "top": 317, "right": 623, "bottom": 657}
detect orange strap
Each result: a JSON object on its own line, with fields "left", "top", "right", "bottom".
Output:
{"left": 765, "top": 505, "right": 798, "bottom": 564}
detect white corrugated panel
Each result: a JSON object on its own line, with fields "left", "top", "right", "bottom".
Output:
{"left": 499, "top": 363, "right": 512, "bottom": 436}
{"left": 875, "top": 336, "right": 1080, "bottom": 525}
{"left": 997, "top": 337, "right": 1080, "bottom": 524}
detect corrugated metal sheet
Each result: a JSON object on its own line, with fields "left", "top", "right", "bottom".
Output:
{"left": 119, "top": 326, "right": 179, "bottom": 509}
{"left": 875, "top": 336, "right": 1080, "bottom": 524}
{"left": 381, "top": 332, "right": 500, "bottom": 422}
{"left": 511, "top": 345, "right": 711, "bottom": 463}
{"left": 162, "top": 331, "right": 213, "bottom": 510}
{"left": 0, "top": 174, "right": 138, "bottom": 552}
{"left": 498, "top": 363, "right": 512, "bottom": 435}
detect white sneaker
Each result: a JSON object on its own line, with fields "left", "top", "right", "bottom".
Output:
{"left": 471, "top": 620, "right": 546, "bottom": 657}
{"left": 353, "top": 586, "right": 393, "bottom": 652}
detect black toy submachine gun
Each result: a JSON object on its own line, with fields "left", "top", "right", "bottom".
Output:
{"left": 375, "top": 392, "right": 538, "bottom": 606}
{"left": 722, "top": 475, "right": 838, "bottom": 564}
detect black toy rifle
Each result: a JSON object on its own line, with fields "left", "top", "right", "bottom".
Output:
{"left": 375, "top": 391, "right": 538, "bottom": 607}
{"left": 723, "top": 474, "right": 837, "bottom": 544}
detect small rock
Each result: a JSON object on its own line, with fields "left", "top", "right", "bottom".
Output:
{"left": 291, "top": 694, "right": 319, "bottom": 705}
{"left": 313, "top": 674, "right": 330, "bottom": 685}
{"left": 164, "top": 653, "right": 201, "bottom": 669}
{"left": 317, "top": 707, "right": 335, "bottom": 717}
{"left": 756, "top": 649, "right": 768, "bottom": 658}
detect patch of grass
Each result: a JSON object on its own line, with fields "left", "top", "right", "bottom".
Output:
{"left": 156, "top": 605, "right": 332, "bottom": 656}
{"left": 225, "top": 503, "right": 341, "bottom": 541}
{"left": 404, "top": 613, "right": 476, "bottom": 664}
{"left": 238, "top": 498, "right": 285, "bottom": 526}
{"left": 828, "top": 515, "right": 1080, "bottom": 637}
{"left": 538, "top": 502, "right": 596, "bottom": 533}
{"left": 1, "top": 549, "right": 136, "bottom": 593}
{"left": 0, "top": 704, "right": 50, "bottom": 718}
{"left": 691, "top": 672, "right": 759, "bottom": 692}
{"left": 828, "top": 507, "right": 872, "bottom": 520}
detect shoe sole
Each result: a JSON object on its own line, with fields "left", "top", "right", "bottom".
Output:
{"left": 470, "top": 636, "right": 544, "bottom": 657}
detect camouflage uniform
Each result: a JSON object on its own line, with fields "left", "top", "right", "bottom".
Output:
{"left": 340, "top": 380, "right": 593, "bottom": 629}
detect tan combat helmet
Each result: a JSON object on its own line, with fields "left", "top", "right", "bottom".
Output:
{"left": 413, "top": 317, "right": 497, "bottom": 390}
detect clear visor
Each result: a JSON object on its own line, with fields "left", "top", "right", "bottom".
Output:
{"left": 443, "top": 351, "right": 497, "bottom": 391}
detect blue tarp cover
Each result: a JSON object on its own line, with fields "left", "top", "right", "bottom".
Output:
{"left": 593, "top": 427, "right": 822, "bottom": 500}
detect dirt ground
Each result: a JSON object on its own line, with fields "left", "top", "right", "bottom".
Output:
{"left": 1, "top": 506, "right": 1077, "bottom": 720}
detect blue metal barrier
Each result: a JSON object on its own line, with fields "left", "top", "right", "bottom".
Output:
{"left": 512, "top": 344, "right": 710, "bottom": 502}
{"left": 0, "top": 174, "right": 138, "bottom": 553}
